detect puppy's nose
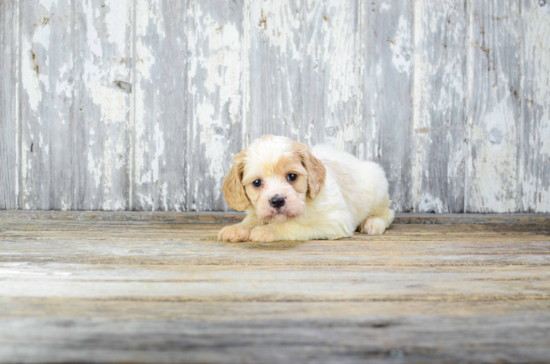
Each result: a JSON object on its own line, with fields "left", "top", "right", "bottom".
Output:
{"left": 270, "top": 195, "right": 285, "bottom": 208}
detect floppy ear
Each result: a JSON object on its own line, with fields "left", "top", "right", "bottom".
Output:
{"left": 222, "top": 151, "right": 251, "bottom": 211}
{"left": 293, "top": 143, "right": 326, "bottom": 200}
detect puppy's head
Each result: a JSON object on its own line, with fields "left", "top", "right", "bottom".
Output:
{"left": 222, "top": 135, "right": 326, "bottom": 223}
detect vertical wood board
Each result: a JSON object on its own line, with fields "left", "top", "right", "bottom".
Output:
{"left": 185, "top": 0, "right": 245, "bottom": 211}
{"left": 411, "top": 0, "right": 467, "bottom": 213}
{"left": 20, "top": 0, "right": 75, "bottom": 210}
{"left": 466, "top": 0, "right": 523, "bottom": 212}
{"left": 521, "top": 0, "right": 550, "bottom": 212}
{"left": 0, "top": 0, "right": 19, "bottom": 209}
{"left": 301, "top": 0, "right": 360, "bottom": 153}
{"left": 0, "top": 0, "right": 549, "bottom": 212}
{"left": 248, "top": 0, "right": 303, "bottom": 140}
{"left": 362, "top": 0, "right": 414, "bottom": 212}
{"left": 133, "top": 0, "right": 188, "bottom": 211}
{"left": 74, "top": 0, "right": 133, "bottom": 210}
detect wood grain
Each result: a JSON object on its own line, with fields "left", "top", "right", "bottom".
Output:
{"left": 19, "top": 0, "right": 75, "bottom": 210}
{"left": 362, "top": 0, "right": 413, "bottom": 212}
{"left": 466, "top": 0, "right": 523, "bottom": 212}
{"left": 186, "top": 0, "right": 245, "bottom": 212}
{"left": 1, "top": 0, "right": 550, "bottom": 213}
{"left": 1, "top": 210, "right": 550, "bottom": 226}
{"left": 133, "top": 0, "right": 188, "bottom": 211}
{"left": 74, "top": 0, "right": 133, "bottom": 210}
{"left": 0, "top": 213, "right": 549, "bottom": 362}
{"left": 248, "top": 0, "right": 303, "bottom": 140}
{"left": 302, "top": 0, "right": 360, "bottom": 153}
{"left": 521, "top": 0, "right": 550, "bottom": 212}
{"left": 0, "top": 0, "right": 18, "bottom": 210}
{"left": 411, "top": 0, "right": 467, "bottom": 213}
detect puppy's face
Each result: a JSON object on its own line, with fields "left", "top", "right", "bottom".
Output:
{"left": 242, "top": 151, "right": 308, "bottom": 223}
{"left": 222, "top": 136, "right": 326, "bottom": 223}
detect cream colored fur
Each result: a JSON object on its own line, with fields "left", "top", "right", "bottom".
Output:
{"left": 218, "top": 135, "right": 394, "bottom": 242}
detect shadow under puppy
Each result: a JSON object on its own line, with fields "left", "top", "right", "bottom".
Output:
{"left": 219, "top": 135, "right": 394, "bottom": 242}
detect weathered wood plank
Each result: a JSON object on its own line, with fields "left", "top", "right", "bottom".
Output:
{"left": 2, "top": 263, "right": 550, "bottom": 301}
{"left": 3, "top": 0, "right": 550, "bottom": 214}
{"left": 1, "top": 312, "right": 549, "bottom": 363}
{"left": 1, "top": 220, "right": 549, "bottom": 268}
{"left": 20, "top": 0, "right": 75, "bottom": 210}
{"left": 362, "top": 0, "right": 413, "bottom": 212}
{"left": 74, "top": 0, "right": 133, "bottom": 210}
{"left": 248, "top": 0, "right": 303, "bottom": 140}
{"left": 2, "top": 299, "right": 549, "bottom": 320}
{"left": 521, "top": 0, "right": 550, "bottom": 212}
{"left": 302, "top": 0, "right": 360, "bottom": 153}
{"left": 133, "top": 0, "right": 188, "bottom": 211}
{"left": 0, "top": 0, "right": 18, "bottom": 210}
{"left": 466, "top": 0, "right": 523, "bottom": 212}
{"left": 185, "top": 0, "right": 245, "bottom": 212}
{"left": 0, "top": 218, "right": 550, "bottom": 362}
{"left": 247, "top": 0, "right": 360, "bottom": 150}
{"left": 1, "top": 210, "right": 550, "bottom": 226}
{"left": 411, "top": 0, "right": 467, "bottom": 212}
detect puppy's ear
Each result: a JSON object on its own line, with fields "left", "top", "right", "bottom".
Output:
{"left": 222, "top": 150, "right": 251, "bottom": 211}
{"left": 293, "top": 142, "right": 326, "bottom": 200}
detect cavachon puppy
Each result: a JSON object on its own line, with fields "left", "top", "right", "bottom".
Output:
{"left": 218, "top": 135, "right": 394, "bottom": 242}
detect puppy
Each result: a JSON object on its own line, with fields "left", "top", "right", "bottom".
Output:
{"left": 218, "top": 135, "right": 394, "bottom": 242}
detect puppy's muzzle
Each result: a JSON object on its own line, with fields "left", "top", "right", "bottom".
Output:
{"left": 270, "top": 195, "right": 285, "bottom": 209}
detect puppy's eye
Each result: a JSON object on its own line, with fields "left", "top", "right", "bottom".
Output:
{"left": 287, "top": 173, "right": 297, "bottom": 182}
{"left": 252, "top": 179, "right": 262, "bottom": 188}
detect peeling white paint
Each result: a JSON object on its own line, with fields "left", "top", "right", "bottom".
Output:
{"left": 39, "top": 0, "right": 56, "bottom": 11}
{"left": 523, "top": 2, "right": 550, "bottom": 212}
{"left": 32, "top": 23, "right": 51, "bottom": 51}
{"left": 252, "top": 0, "right": 301, "bottom": 60}
{"left": 470, "top": 101, "right": 518, "bottom": 212}
{"left": 83, "top": 1, "right": 102, "bottom": 59}
{"left": 105, "top": 0, "right": 130, "bottom": 50}
{"left": 88, "top": 148, "right": 101, "bottom": 189}
{"left": 196, "top": 102, "right": 227, "bottom": 191}
{"left": 390, "top": 16, "right": 412, "bottom": 75}
{"left": 418, "top": 194, "right": 444, "bottom": 213}
{"left": 7, "top": 0, "right": 550, "bottom": 213}
{"left": 136, "top": 41, "right": 155, "bottom": 80}
{"left": 151, "top": 122, "right": 165, "bottom": 183}
{"left": 22, "top": 39, "right": 42, "bottom": 112}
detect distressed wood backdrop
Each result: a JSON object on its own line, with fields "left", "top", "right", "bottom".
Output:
{"left": 1, "top": 0, "right": 549, "bottom": 213}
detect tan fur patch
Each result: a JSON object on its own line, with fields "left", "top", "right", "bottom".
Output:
{"left": 222, "top": 150, "right": 251, "bottom": 211}
{"left": 290, "top": 141, "right": 326, "bottom": 199}
{"left": 273, "top": 154, "right": 307, "bottom": 194}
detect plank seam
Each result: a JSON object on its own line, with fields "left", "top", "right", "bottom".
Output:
{"left": 71, "top": 0, "right": 77, "bottom": 210}
{"left": 518, "top": 0, "right": 526, "bottom": 212}
{"left": 242, "top": 0, "right": 250, "bottom": 151}
{"left": 129, "top": 0, "right": 137, "bottom": 211}
{"left": 16, "top": 0, "right": 21, "bottom": 211}
{"left": 410, "top": 0, "right": 419, "bottom": 213}
{"left": 184, "top": 0, "right": 193, "bottom": 212}
{"left": 464, "top": 0, "right": 473, "bottom": 213}
{"left": 355, "top": 0, "right": 363, "bottom": 161}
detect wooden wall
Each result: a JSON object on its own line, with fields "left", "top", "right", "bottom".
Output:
{"left": 1, "top": 0, "right": 549, "bottom": 212}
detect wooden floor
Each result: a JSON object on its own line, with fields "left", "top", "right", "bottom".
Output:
{"left": 1, "top": 212, "right": 550, "bottom": 363}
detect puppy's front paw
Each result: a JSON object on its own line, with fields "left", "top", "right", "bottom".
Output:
{"left": 218, "top": 224, "right": 252, "bottom": 242}
{"left": 360, "top": 217, "right": 387, "bottom": 235}
{"left": 249, "top": 226, "right": 277, "bottom": 242}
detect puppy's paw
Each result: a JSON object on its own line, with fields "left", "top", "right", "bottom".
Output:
{"left": 360, "top": 217, "right": 387, "bottom": 235}
{"left": 249, "top": 226, "right": 277, "bottom": 242}
{"left": 218, "top": 224, "right": 252, "bottom": 242}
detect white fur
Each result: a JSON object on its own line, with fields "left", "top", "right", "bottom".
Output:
{"left": 218, "top": 136, "right": 394, "bottom": 242}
